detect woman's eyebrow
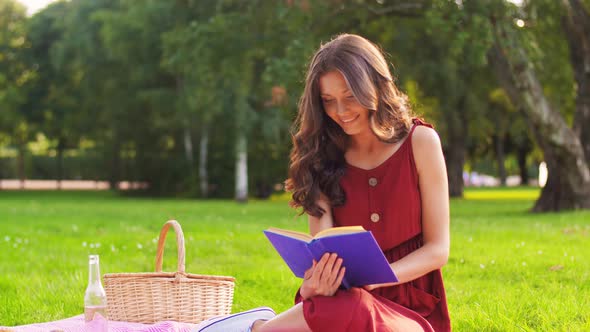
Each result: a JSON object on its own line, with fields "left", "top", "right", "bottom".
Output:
{"left": 320, "top": 89, "right": 350, "bottom": 97}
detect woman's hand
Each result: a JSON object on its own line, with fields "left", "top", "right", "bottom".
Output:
{"left": 300, "top": 253, "right": 346, "bottom": 300}
{"left": 363, "top": 281, "right": 398, "bottom": 292}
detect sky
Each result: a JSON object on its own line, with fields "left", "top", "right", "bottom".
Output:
{"left": 507, "top": 0, "right": 524, "bottom": 5}
{"left": 17, "top": 0, "right": 59, "bottom": 16}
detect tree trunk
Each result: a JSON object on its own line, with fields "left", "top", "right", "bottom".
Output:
{"left": 183, "top": 125, "right": 194, "bottom": 169}
{"left": 444, "top": 112, "right": 465, "bottom": 197}
{"left": 533, "top": 158, "right": 577, "bottom": 211}
{"left": 108, "top": 139, "right": 121, "bottom": 191}
{"left": 493, "top": 134, "right": 507, "bottom": 186}
{"left": 444, "top": 97, "right": 467, "bottom": 197}
{"left": 235, "top": 133, "right": 248, "bottom": 203}
{"left": 516, "top": 145, "right": 529, "bottom": 185}
{"left": 199, "top": 127, "right": 209, "bottom": 198}
{"left": 17, "top": 143, "right": 25, "bottom": 190}
{"left": 445, "top": 143, "right": 464, "bottom": 197}
{"left": 562, "top": 0, "right": 590, "bottom": 165}
{"left": 487, "top": 16, "right": 590, "bottom": 211}
{"left": 178, "top": 77, "right": 195, "bottom": 170}
{"left": 56, "top": 137, "right": 64, "bottom": 190}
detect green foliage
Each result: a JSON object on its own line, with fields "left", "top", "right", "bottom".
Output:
{"left": 0, "top": 189, "right": 589, "bottom": 331}
{"left": 0, "top": 0, "right": 586, "bottom": 198}
{"left": 0, "top": 0, "right": 30, "bottom": 141}
{"left": 517, "top": 0, "right": 576, "bottom": 122}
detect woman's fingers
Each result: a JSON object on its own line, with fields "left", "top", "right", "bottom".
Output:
{"left": 334, "top": 266, "right": 346, "bottom": 288}
{"left": 310, "top": 253, "right": 345, "bottom": 294}
{"left": 313, "top": 253, "right": 331, "bottom": 280}
{"left": 304, "top": 260, "right": 316, "bottom": 280}
{"left": 326, "top": 256, "right": 345, "bottom": 290}
{"left": 326, "top": 257, "right": 343, "bottom": 284}
{"left": 319, "top": 253, "right": 338, "bottom": 280}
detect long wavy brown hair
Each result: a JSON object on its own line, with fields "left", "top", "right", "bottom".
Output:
{"left": 285, "top": 34, "right": 414, "bottom": 217}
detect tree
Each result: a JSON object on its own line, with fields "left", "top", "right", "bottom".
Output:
{"left": 393, "top": 0, "right": 495, "bottom": 197}
{"left": 0, "top": 0, "right": 31, "bottom": 188}
{"left": 487, "top": 0, "right": 590, "bottom": 211}
{"left": 161, "top": 1, "right": 230, "bottom": 197}
{"left": 25, "top": 1, "right": 82, "bottom": 188}
{"left": 48, "top": 0, "right": 131, "bottom": 189}
{"left": 561, "top": 0, "right": 590, "bottom": 166}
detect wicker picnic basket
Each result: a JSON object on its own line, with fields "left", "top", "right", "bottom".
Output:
{"left": 103, "top": 220, "right": 235, "bottom": 324}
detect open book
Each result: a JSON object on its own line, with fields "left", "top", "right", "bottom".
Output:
{"left": 263, "top": 226, "right": 398, "bottom": 289}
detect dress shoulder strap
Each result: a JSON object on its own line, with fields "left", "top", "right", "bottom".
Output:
{"left": 409, "top": 118, "right": 434, "bottom": 137}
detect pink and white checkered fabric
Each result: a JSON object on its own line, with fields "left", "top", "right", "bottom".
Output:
{"left": 0, "top": 315, "right": 197, "bottom": 332}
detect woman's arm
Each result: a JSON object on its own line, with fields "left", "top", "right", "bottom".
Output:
{"left": 366, "top": 126, "right": 450, "bottom": 290}
{"left": 308, "top": 197, "right": 334, "bottom": 236}
{"left": 300, "top": 197, "right": 345, "bottom": 299}
{"left": 393, "top": 125, "right": 450, "bottom": 280}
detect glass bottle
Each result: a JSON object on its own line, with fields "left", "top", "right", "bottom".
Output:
{"left": 84, "top": 254, "right": 108, "bottom": 331}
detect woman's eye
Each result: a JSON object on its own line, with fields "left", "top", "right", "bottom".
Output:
{"left": 322, "top": 99, "right": 334, "bottom": 104}
{"left": 346, "top": 95, "right": 356, "bottom": 100}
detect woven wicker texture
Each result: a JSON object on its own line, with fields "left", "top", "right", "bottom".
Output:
{"left": 104, "top": 220, "right": 235, "bottom": 323}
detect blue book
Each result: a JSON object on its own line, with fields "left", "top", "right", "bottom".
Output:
{"left": 263, "top": 226, "right": 398, "bottom": 289}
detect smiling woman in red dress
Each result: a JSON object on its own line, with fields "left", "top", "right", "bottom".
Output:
{"left": 195, "top": 34, "right": 451, "bottom": 332}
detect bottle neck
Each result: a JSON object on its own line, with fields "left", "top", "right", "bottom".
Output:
{"left": 88, "top": 255, "right": 102, "bottom": 286}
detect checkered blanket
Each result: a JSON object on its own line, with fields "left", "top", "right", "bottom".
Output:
{"left": 0, "top": 315, "right": 196, "bottom": 332}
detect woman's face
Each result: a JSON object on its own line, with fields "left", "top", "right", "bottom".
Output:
{"left": 319, "top": 70, "right": 371, "bottom": 137}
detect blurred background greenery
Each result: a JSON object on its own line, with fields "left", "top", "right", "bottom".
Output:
{"left": 1, "top": 0, "right": 589, "bottom": 211}
{"left": 1, "top": 1, "right": 589, "bottom": 329}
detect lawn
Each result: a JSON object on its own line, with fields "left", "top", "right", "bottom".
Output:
{"left": 0, "top": 188, "right": 588, "bottom": 331}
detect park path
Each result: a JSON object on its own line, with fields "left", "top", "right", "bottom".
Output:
{"left": 0, "top": 179, "right": 146, "bottom": 190}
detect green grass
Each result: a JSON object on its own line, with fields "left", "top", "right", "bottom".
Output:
{"left": 0, "top": 188, "right": 589, "bottom": 331}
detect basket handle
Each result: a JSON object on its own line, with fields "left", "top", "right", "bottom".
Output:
{"left": 155, "top": 220, "right": 186, "bottom": 273}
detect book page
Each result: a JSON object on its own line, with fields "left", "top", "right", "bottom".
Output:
{"left": 265, "top": 227, "right": 312, "bottom": 242}
{"left": 314, "top": 226, "right": 366, "bottom": 239}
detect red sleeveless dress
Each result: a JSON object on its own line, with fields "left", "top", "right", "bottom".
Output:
{"left": 295, "top": 119, "right": 451, "bottom": 331}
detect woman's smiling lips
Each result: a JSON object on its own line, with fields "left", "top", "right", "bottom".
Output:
{"left": 340, "top": 114, "right": 359, "bottom": 124}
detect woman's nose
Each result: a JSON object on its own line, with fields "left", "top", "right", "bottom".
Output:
{"left": 336, "top": 102, "right": 347, "bottom": 114}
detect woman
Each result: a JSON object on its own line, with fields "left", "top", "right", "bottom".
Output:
{"left": 196, "top": 33, "right": 451, "bottom": 332}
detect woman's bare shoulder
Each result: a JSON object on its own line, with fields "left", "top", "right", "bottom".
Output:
{"left": 411, "top": 125, "right": 441, "bottom": 150}
{"left": 411, "top": 125, "right": 445, "bottom": 172}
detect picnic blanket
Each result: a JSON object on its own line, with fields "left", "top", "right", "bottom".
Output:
{"left": 0, "top": 315, "right": 197, "bottom": 332}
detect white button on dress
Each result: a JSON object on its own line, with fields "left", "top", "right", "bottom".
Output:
{"left": 369, "top": 177, "right": 378, "bottom": 187}
{"left": 370, "top": 213, "right": 380, "bottom": 223}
